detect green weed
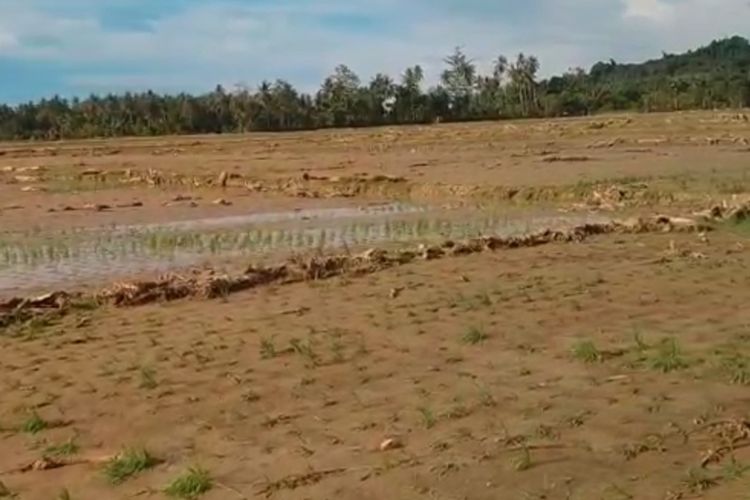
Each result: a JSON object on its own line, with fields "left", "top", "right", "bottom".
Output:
{"left": 722, "top": 457, "right": 750, "bottom": 480}
{"left": 571, "top": 340, "right": 602, "bottom": 364}
{"left": 418, "top": 406, "right": 437, "bottom": 429}
{"left": 165, "top": 467, "right": 213, "bottom": 499}
{"left": 44, "top": 438, "right": 79, "bottom": 458}
{"left": 650, "top": 338, "right": 688, "bottom": 373}
{"left": 289, "top": 338, "right": 318, "bottom": 366}
{"left": 719, "top": 354, "right": 750, "bottom": 385}
{"left": 462, "top": 326, "right": 488, "bottom": 345}
{"left": 104, "top": 448, "right": 159, "bottom": 484}
{"left": 21, "top": 411, "right": 49, "bottom": 435}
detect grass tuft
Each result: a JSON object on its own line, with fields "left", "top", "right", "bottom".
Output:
{"left": 44, "top": 438, "right": 80, "bottom": 458}
{"left": 289, "top": 338, "right": 318, "bottom": 366}
{"left": 722, "top": 457, "right": 750, "bottom": 480}
{"left": 719, "top": 354, "right": 750, "bottom": 385}
{"left": 418, "top": 406, "right": 437, "bottom": 429}
{"left": 571, "top": 340, "right": 602, "bottom": 364}
{"left": 462, "top": 326, "right": 488, "bottom": 345}
{"left": 21, "top": 411, "right": 49, "bottom": 435}
{"left": 104, "top": 448, "right": 159, "bottom": 484}
{"left": 165, "top": 467, "right": 213, "bottom": 499}
{"left": 650, "top": 338, "right": 688, "bottom": 373}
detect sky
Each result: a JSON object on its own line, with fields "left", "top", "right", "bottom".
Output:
{"left": 0, "top": 0, "right": 747, "bottom": 103}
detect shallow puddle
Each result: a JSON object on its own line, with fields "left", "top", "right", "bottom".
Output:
{"left": 0, "top": 203, "right": 610, "bottom": 295}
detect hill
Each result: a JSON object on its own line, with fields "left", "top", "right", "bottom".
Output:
{"left": 543, "top": 36, "right": 750, "bottom": 114}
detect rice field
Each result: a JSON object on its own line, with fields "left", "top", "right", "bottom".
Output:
{"left": 0, "top": 203, "right": 609, "bottom": 293}
{"left": 2, "top": 111, "right": 750, "bottom": 500}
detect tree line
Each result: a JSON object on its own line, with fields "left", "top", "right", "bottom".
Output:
{"left": 1, "top": 36, "right": 749, "bottom": 140}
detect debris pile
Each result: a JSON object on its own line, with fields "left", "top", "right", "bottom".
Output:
{"left": 583, "top": 183, "right": 655, "bottom": 210}
{"left": 0, "top": 291, "right": 73, "bottom": 328}
{"left": 694, "top": 201, "right": 750, "bottom": 223}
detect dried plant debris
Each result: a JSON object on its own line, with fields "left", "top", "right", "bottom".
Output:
{"left": 0, "top": 209, "right": 730, "bottom": 328}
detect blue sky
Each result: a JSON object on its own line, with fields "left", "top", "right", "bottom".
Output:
{"left": 0, "top": 0, "right": 747, "bottom": 103}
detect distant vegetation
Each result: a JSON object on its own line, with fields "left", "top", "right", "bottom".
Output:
{"left": 1, "top": 36, "right": 749, "bottom": 140}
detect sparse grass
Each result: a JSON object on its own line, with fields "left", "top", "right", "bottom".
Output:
{"left": 10, "top": 314, "right": 59, "bottom": 340}
{"left": 724, "top": 214, "right": 750, "bottom": 236}
{"left": 650, "top": 338, "right": 688, "bottom": 373}
{"left": 718, "top": 354, "right": 750, "bottom": 385}
{"left": 682, "top": 467, "right": 719, "bottom": 493}
{"left": 721, "top": 457, "right": 750, "bottom": 481}
{"left": 462, "top": 326, "right": 488, "bottom": 345}
{"left": 418, "top": 406, "right": 437, "bottom": 429}
{"left": 57, "top": 489, "right": 72, "bottom": 500}
{"left": 44, "top": 437, "right": 80, "bottom": 458}
{"left": 260, "top": 336, "right": 277, "bottom": 359}
{"left": 165, "top": 467, "right": 213, "bottom": 499}
{"left": 289, "top": 337, "right": 318, "bottom": 366}
{"left": 104, "top": 448, "right": 159, "bottom": 485}
{"left": 139, "top": 367, "right": 158, "bottom": 390}
{"left": 21, "top": 411, "right": 49, "bottom": 435}
{"left": 571, "top": 340, "right": 602, "bottom": 364}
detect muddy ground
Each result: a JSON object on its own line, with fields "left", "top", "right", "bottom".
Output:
{"left": 1, "top": 109, "right": 750, "bottom": 230}
{"left": 1, "top": 110, "right": 750, "bottom": 499}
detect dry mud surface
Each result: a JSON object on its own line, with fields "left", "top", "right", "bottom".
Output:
{"left": 1, "top": 110, "right": 750, "bottom": 499}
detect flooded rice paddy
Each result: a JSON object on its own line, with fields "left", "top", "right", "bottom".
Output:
{"left": 0, "top": 202, "right": 610, "bottom": 294}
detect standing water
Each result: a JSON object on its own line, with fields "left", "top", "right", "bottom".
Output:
{"left": 0, "top": 203, "right": 610, "bottom": 295}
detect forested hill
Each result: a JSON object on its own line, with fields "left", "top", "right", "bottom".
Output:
{"left": 1, "top": 36, "right": 749, "bottom": 140}
{"left": 589, "top": 36, "right": 750, "bottom": 81}
{"left": 545, "top": 36, "right": 750, "bottom": 114}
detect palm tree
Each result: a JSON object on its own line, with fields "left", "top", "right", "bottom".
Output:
{"left": 399, "top": 65, "right": 425, "bottom": 122}
{"left": 369, "top": 73, "right": 396, "bottom": 123}
{"left": 441, "top": 47, "right": 477, "bottom": 117}
{"left": 493, "top": 55, "right": 509, "bottom": 83}
{"left": 509, "top": 53, "right": 540, "bottom": 117}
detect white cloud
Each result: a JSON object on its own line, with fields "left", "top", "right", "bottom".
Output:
{"left": 0, "top": 30, "right": 17, "bottom": 50}
{"left": 0, "top": 0, "right": 747, "bottom": 98}
{"left": 623, "top": 0, "right": 674, "bottom": 22}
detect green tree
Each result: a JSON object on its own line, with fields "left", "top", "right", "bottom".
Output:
{"left": 441, "top": 47, "right": 477, "bottom": 118}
